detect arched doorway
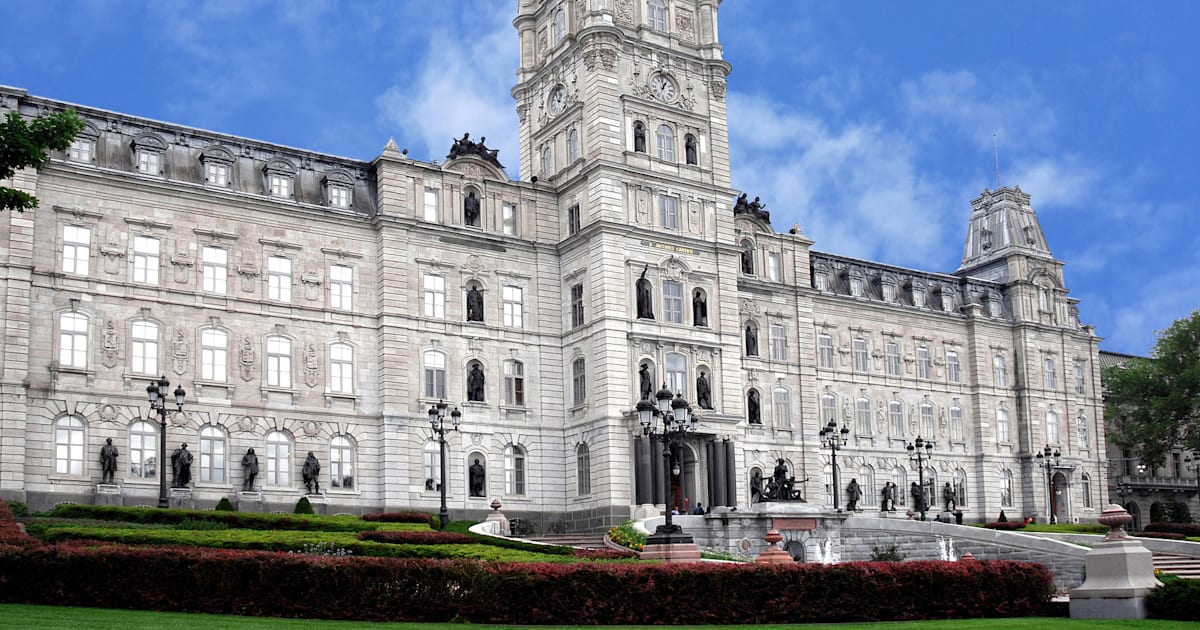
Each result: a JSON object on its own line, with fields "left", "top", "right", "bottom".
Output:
{"left": 784, "top": 540, "right": 806, "bottom": 563}
{"left": 670, "top": 443, "right": 700, "bottom": 512}
{"left": 1051, "top": 472, "right": 1069, "bottom": 523}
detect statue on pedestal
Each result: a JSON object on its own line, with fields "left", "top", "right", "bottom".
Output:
{"left": 99, "top": 438, "right": 118, "bottom": 484}
{"left": 302, "top": 452, "right": 321, "bottom": 494}
{"left": 241, "top": 448, "right": 259, "bottom": 491}
{"left": 170, "top": 443, "right": 192, "bottom": 488}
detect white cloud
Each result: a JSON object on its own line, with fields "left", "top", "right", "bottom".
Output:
{"left": 1005, "top": 156, "right": 1102, "bottom": 209}
{"left": 374, "top": 4, "right": 520, "bottom": 177}
{"left": 900, "top": 70, "right": 1058, "bottom": 153}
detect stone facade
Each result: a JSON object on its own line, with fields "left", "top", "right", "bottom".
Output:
{"left": 0, "top": 1, "right": 1106, "bottom": 530}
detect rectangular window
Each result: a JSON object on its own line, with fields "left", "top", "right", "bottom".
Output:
{"left": 1044, "top": 358, "right": 1057, "bottom": 389}
{"left": 950, "top": 406, "right": 964, "bottom": 441}
{"left": 773, "top": 388, "right": 791, "bottom": 428}
{"left": 201, "top": 329, "right": 227, "bottom": 382}
{"left": 504, "top": 361, "right": 525, "bottom": 406}
{"left": 69, "top": 139, "right": 93, "bottom": 162}
{"left": 662, "top": 281, "right": 683, "bottom": 324}
{"left": 424, "top": 352, "right": 446, "bottom": 399}
{"left": 328, "top": 186, "right": 350, "bottom": 208}
{"left": 269, "top": 174, "right": 291, "bottom": 198}
{"left": 61, "top": 225, "right": 90, "bottom": 275}
{"left": 330, "top": 264, "right": 353, "bottom": 310}
{"left": 917, "top": 346, "right": 931, "bottom": 379}
{"left": 817, "top": 333, "right": 834, "bottom": 369}
{"left": 206, "top": 163, "right": 229, "bottom": 186}
{"left": 889, "top": 401, "right": 904, "bottom": 436}
{"left": 997, "top": 409, "right": 1010, "bottom": 443}
{"left": 1074, "top": 364, "right": 1086, "bottom": 395}
{"left": 423, "top": 274, "right": 446, "bottom": 319}
{"left": 572, "top": 358, "right": 586, "bottom": 406}
{"left": 267, "top": 256, "right": 292, "bottom": 302}
{"left": 567, "top": 204, "right": 580, "bottom": 235}
{"left": 665, "top": 353, "right": 686, "bottom": 397}
{"left": 132, "top": 236, "right": 160, "bottom": 285}
{"left": 767, "top": 253, "right": 782, "bottom": 282}
{"left": 920, "top": 404, "right": 935, "bottom": 438}
{"left": 1047, "top": 411, "right": 1060, "bottom": 444}
{"left": 131, "top": 321, "right": 158, "bottom": 375}
{"left": 885, "top": 341, "right": 901, "bottom": 376}
{"left": 856, "top": 398, "right": 871, "bottom": 434}
{"left": 202, "top": 247, "right": 228, "bottom": 294}
{"left": 502, "top": 203, "right": 517, "bottom": 236}
{"left": 59, "top": 313, "right": 88, "bottom": 368}
{"left": 1082, "top": 475, "right": 1092, "bottom": 509}
{"left": 853, "top": 338, "right": 869, "bottom": 372}
{"left": 994, "top": 354, "right": 1007, "bottom": 387}
{"left": 570, "top": 283, "right": 585, "bottom": 328}
{"left": 503, "top": 285, "right": 524, "bottom": 328}
{"left": 423, "top": 188, "right": 439, "bottom": 222}
{"left": 267, "top": 337, "right": 292, "bottom": 388}
{"left": 947, "top": 350, "right": 960, "bottom": 383}
{"left": 1000, "top": 472, "right": 1013, "bottom": 507}
{"left": 820, "top": 395, "right": 837, "bottom": 423}
{"left": 329, "top": 344, "right": 353, "bottom": 394}
{"left": 136, "top": 150, "right": 160, "bottom": 174}
{"left": 647, "top": 0, "right": 667, "bottom": 31}
{"left": 769, "top": 324, "right": 787, "bottom": 361}
{"left": 659, "top": 195, "right": 678, "bottom": 230}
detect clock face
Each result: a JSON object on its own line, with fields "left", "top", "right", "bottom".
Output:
{"left": 548, "top": 85, "right": 567, "bottom": 115}
{"left": 650, "top": 74, "right": 677, "bottom": 102}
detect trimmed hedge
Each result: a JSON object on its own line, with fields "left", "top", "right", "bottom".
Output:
{"left": 1134, "top": 531, "right": 1188, "bottom": 540}
{"left": 984, "top": 521, "right": 1026, "bottom": 531}
{"left": 358, "top": 530, "right": 473, "bottom": 545}
{"left": 1145, "top": 522, "right": 1200, "bottom": 537}
{"left": 0, "top": 500, "right": 40, "bottom": 549}
{"left": 361, "top": 512, "right": 434, "bottom": 526}
{"left": 0, "top": 544, "right": 1053, "bottom": 623}
{"left": 1148, "top": 574, "right": 1200, "bottom": 621}
{"left": 43, "top": 504, "right": 374, "bottom": 532}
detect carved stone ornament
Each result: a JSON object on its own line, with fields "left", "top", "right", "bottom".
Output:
{"left": 171, "top": 411, "right": 188, "bottom": 428}
{"left": 170, "top": 250, "right": 194, "bottom": 283}
{"left": 303, "top": 421, "right": 321, "bottom": 439}
{"left": 238, "top": 415, "right": 256, "bottom": 433}
{"left": 99, "top": 404, "right": 118, "bottom": 423}
{"left": 709, "top": 79, "right": 727, "bottom": 99}
{"left": 615, "top": 0, "right": 633, "bottom": 24}
{"left": 464, "top": 254, "right": 486, "bottom": 273}
{"left": 676, "top": 9, "right": 695, "bottom": 42}
{"left": 172, "top": 327, "right": 189, "bottom": 375}
{"left": 101, "top": 319, "right": 120, "bottom": 368}
{"left": 303, "top": 343, "right": 320, "bottom": 388}
{"left": 239, "top": 335, "right": 256, "bottom": 382}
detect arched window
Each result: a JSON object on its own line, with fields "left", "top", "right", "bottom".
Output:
{"left": 1047, "top": 410, "right": 1060, "bottom": 444}
{"left": 1081, "top": 472, "right": 1092, "bottom": 509}
{"left": 131, "top": 320, "right": 159, "bottom": 375}
{"left": 889, "top": 400, "right": 904, "bottom": 437}
{"left": 684, "top": 133, "right": 698, "bottom": 165}
{"left": 504, "top": 359, "right": 525, "bottom": 406}
{"left": 656, "top": 124, "right": 675, "bottom": 161}
{"left": 772, "top": 387, "right": 790, "bottom": 428}
{"left": 200, "top": 328, "right": 227, "bottom": 382}
{"left": 329, "top": 342, "right": 354, "bottom": 394}
{"left": 54, "top": 416, "right": 85, "bottom": 476}
{"left": 423, "top": 441, "right": 441, "bottom": 491}
{"left": 198, "top": 425, "right": 226, "bottom": 483}
{"left": 633, "top": 121, "right": 647, "bottom": 153}
{"left": 59, "top": 312, "right": 89, "bottom": 368}
{"left": 665, "top": 352, "right": 686, "bottom": 398}
{"left": 747, "top": 388, "right": 761, "bottom": 424}
{"left": 577, "top": 443, "right": 591, "bottom": 496}
{"left": 504, "top": 444, "right": 526, "bottom": 495}
{"left": 330, "top": 435, "right": 355, "bottom": 489}
{"left": 855, "top": 397, "right": 871, "bottom": 434}
{"left": 954, "top": 468, "right": 968, "bottom": 507}
{"left": 740, "top": 240, "right": 755, "bottom": 275}
{"left": 266, "top": 431, "right": 292, "bottom": 487}
{"left": 567, "top": 128, "right": 580, "bottom": 162}
{"left": 552, "top": 7, "right": 566, "bottom": 44}
{"left": 1000, "top": 469, "right": 1014, "bottom": 507}
{"left": 542, "top": 146, "right": 553, "bottom": 175}
{"left": 893, "top": 466, "right": 908, "bottom": 506}
{"left": 266, "top": 335, "right": 292, "bottom": 388}
{"left": 647, "top": 0, "right": 667, "bottom": 31}
{"left": 129, "top": 420, "right": 157, "bottom": 480}
{"left": 860, "top": 465, "right": 876, "bottom": 507}
{"left": 424, "top": 350, "right": 447, "bottom": 399}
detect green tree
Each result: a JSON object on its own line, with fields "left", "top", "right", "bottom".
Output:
{"left": 1105, "top": 310, "right": 1200, "bottom": 468}
{"left": 0, "top": 109, "right": 85, "bottom": 212}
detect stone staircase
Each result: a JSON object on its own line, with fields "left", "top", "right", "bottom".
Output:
{"left": 527, "top": 533, "right": 609, "bottom": 550}
{"left": 1154, "top": 553, "right": 1200, "bottom": 579}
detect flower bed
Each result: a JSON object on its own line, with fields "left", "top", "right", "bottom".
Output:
{"left": 43, "top": 504, "right": 374, "bottom": 532}
{"left": 606, "top": 521, "right": 646, "bottom": 551}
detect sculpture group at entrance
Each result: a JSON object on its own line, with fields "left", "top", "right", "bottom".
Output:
{"left": 751, "top": 459, "right": 808, "bottom": 503}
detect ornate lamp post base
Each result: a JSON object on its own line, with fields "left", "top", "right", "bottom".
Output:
{"left": 641, "top": 528, "right": 702, "bottom": 562}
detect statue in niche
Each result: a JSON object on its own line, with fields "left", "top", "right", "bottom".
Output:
{"left": 882, "top": 481, "right": 897, "bottom": 512}
{"left": 467, "top": 363, "right": 486, "bottom": 402}
{"left": 171, "top": 443, "right": 193, "bottom": 488}
{"left": 638, "top": 363, "right": 653, "bottom": 400}
{"left": 99, "top": 438, "right": 118, "bottom": 484}
{"left": 464, "top": 191, "right": 481, "bottom": 227}
{"left": 302, "top": 452, "right": 321, "bottom": 493}
{"left": 469, "top": 458, "right": 486, "bottom": 497}
{"left": 695, "top": 372, "right": 712, "bottom": 410}
{"left": 685, "top": 134, "right": 697, "bottom": 165}
{"left": 633, "top": 122, "right": 646, "bottom": 153}
{"left": 943, "top": 482, "right": 957, "bottom": 512}
{"left": 747, "top": 389, "right": 761, "bottom": 424}
{"left": 241, "top": 448, "right": 259, "bottom": 491}
{"left": 466, "top": 286, "right": 484, "bottom": 322}
{"left": 846, "top": 478, "right": 862, "bottom": 511}
{"left": 635, "top": 266, "right": 654, "bottom": 319}
{"left": 741, "top": 247, "right": 754, "bottom": 275}
{"left": 692, "top": 290, "right": 707, "bottom": 327}
{"left": 745, "top": 325, "right": 758, "bottom": 356}
{"left": 750, "top": 468, "right": 764, "bottom": 504}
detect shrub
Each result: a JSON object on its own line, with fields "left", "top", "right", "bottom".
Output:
{"left": 214, "top": 498, "right": 235, "bottom": 512}
{"left": 0, "top": 500, "right": 40, "bottom": 549}
{"left": 997, "top": 510, "right": 1008, "bottom": 523}
{"left": 177, "top": 518, "right": 230, "bottom": 531}
{"left": 7, "top": 502, "right": 27, "bottom": 518}
{"left": 43, "top": 504, "right": 371, "bottom": 532}
{"left": 1134, "top": 531, "right": 1187, "bottom": 540}
{"left": 1165, "top": 500, "right": 1193, "bottom": 524}
{"left": 1148, "top": 574, "right": 1200, "bottom": 621}
{"left": 0, "top": 546, "right": 1053, "bottom": 623}
{"left": 984, "top": 521, "right": 1026, "bottom": 531}
{"left": 294, "top": 497, "right": 314, "bottom": 515}
{"left": 361, "top": 512, "right": 435, "bottom": 526}
{"left": 358, "top": 530, "right": 473, "bottom": 545}
{"left": 871, "top": 544, "right": 907, "bottom": 561}
{"left": 572, "top": 548, "right": 638, "bottom": 560}
{"left": 1145, "top": 522, "right": 1200, "bottom": 537}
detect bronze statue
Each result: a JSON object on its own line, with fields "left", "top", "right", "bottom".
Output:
{"left": 99, "top": 438, "right": 118, "bottom": 484}
{"left": 846, "top": 478, "right": 862, "bottom": 511}
{"left": 638, "top": 363, "right": 653, "bottom": 400}
{"left": 750, "top": 468, "right": 764, "bottom": 503}
{"left": 692, "top": 289, "right": 707, "bottom": 327}
{"left": 741, "top": 247, "right": 754, "bottom": 275}
{"left": 696, "top": 372, "right": 712, "bottom": 410}
{"left": 635, "top": 265, "right": 654, "bottom": 319}
{"left": 745, "top": 325, "right": 758, "bottom": 356}
{"left": 685, "top": 134, "right": 697, "bottom": 165}
{"left": 170, "top": 443, "right": 192, "bottom": 488}
{"left": 911, "top": 482, "right": 926, "bottom": 517}
{"left": 882, "top": 481, "right": 897, "bottom": 511}
{"left": 447, "top": 132, "right": 503, "bottom": 168}
{"left": 633, "top": 122, "right": 646, "bottom": 153}
{"left": 747, "top": 389, "right": 761, "bottom": 424}
{"left": 241, "top": 447, "right": 259, "bottom": 491}
{"left": 467, "top": 364, "right": 486, "bottom": 402}
{"left": 466, "top": 286, "right": 484, "bottom": 322}
{"left": 464, "top": 191, "right": 481, "bottom": 227}
{"left": 943, "top": 482, "right": 956, "bottom": 512}
{"left": 469, "top": 458, "right": 486, "bottom": 497}
{"left": 302, "top": 452, "right": 321, "bottom": 493}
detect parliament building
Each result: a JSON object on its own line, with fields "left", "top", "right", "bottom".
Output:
{"left": 0, "top": 0, "right": 1107, "bottom": 531}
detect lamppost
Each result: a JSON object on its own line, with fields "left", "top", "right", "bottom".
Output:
{"left": 146, "top": 374, "right": 185, "bottom": 509}
{"left": 1035, "top": 445, "right": 1061, "bottom": 524}
{"left": 427, "top": 400, "right": 462, "bottom": 531}
{"left": 636, "top": 384, "right": 699, "bottom": 545}
{"left": 818, "top": 417, "right": 850, "bottom": 511}
{"left": 905, "top": 435, "right": 934, "bottom": 520}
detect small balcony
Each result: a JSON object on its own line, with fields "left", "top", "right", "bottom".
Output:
{"left": 1116, "top": 475, "right": 1199, "bottom": 493}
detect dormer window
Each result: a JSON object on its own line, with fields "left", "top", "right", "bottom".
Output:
{"left": 131, "top": 132, "right": 166, "bottom": 176}
{"left": 68, "top": 125, "right": 98, "bottom": 163}
{"left": 552, "top": 7, "right": 566, "bottom": 44}
{"left": 207, "top": 163, "right": 229, "bottom": 187}
{"left": 200, "top": 145, "right": 235, "bottom": 188}
{"left": 322, "top": 170, "right": 355, "bottom": 209}
{"left": 262, "top": 158, "right": 296, "bottom": 200}
{"left": 647, "top": 0, "right": 667, "bottom": 32}
{"left": 848, "top": 270, "right": 865, "bottom": 297}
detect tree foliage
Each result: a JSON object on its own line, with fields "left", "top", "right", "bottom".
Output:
{"left": 0, "top": 109, "right": 85, "bottom": 212}
{"left": 1105, "top": 310, "right": 1200, "bottom": 467}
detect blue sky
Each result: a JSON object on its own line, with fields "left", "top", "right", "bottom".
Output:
{"left": 3, "top": 1, "right": 1196, "bottom": 356}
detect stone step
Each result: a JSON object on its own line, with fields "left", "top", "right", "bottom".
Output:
{"left": 1153, "top": 553, "right": 1200, "bottom": 579}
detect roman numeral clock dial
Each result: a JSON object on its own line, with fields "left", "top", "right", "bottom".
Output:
{"left": 650, "top": 74, "right": 677, "bottom": 102}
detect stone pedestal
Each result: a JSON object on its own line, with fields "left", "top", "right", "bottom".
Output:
{"left": 1070, "top": 504, "right": 1162, "bottom": 619}
{"left": 236, "top": 491, "right": 263, "bottom": 513}
{"left": 640, "top": 526, "right": 702, "bottom": 563}
{"left": 754, "top": 529, "right": 793, "bottom": 564}
{"left": 169, "top": 487, "right": 194, "bottom": 510}
{"left": 95, "top": 484, "right": 122, "bottom": 506}
{"left": 485, "top": 498, "right": 510, "bottom": 536}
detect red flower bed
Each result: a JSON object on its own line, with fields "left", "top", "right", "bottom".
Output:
{"left": 1145, "top": 522, "right": 1200, "bottom": 537}
{"left": 361, "top": 512, "right": 434, "bottom": 526}
{"left": 984, "top": 521, "right": 1026, "bottom": 531}
{"left": 357, "top": 530, "right": 472, "bottom": 545}
{"left": 0, "top": 500, "right": 40, "bottom": 549}
{"left": 0, "top": 543, "right": 1052, "bottom": 624}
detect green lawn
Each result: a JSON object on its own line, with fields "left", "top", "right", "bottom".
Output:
{"left": 0, "top": 605, "right": 1193, "bottom": 629}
